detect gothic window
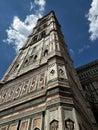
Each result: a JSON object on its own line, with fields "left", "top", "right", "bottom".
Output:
{"left": 34, "top": 55, "right": 37, "bottom": 61}
{"left": 33, "top": 36, "right": 37, "bottom": 43}
{"left": 30, "top": 55, "right": 34, "bottom": 60}
{"left": 43, "top": 23, "right": 47, "bottom": 28}
{"left": 65, "top": 119, "right": 74, "bottom": 130}
{"left": 15, "top": 64, "right": 19, "bottom": 69}
{"left": 50, "top": 119, "right": 58, "bottom": 130}
{"left": 51, "top": 43, "right": 53, "bottom": 50}
{"left": 37, "top": 27, "right": 41, "bottom": 32}
{"left": 44, "top": 49, "right": 48, "bottom": 56}
{"left": 13, "top": 63, "right": 19, "bottom": 72}
{"left": 55, "top": 43, "right": 58, "bottom": 50}
{"left": 40, "top": 18, "right": 47, "bottom": 24}
{"left": 33, "top": 46, "right": 36, "bottom": 51}
{"left": 23, "top": 59, "right": 29, "bottom": 66}
{"left": 41, "top": 31, "right": 46, "bottom": 38}
{"left": 26, "top": 59, "right": 29, "bottom": 63}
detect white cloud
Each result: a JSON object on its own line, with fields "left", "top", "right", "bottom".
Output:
{"left": 34, "top": 0, "right": 46, "bottom": 11}
{"left": 30, "top": 1, "right": 34, "bottom": 11}
{"left": 78, "top": 45, "right": 90, "bottom": 54}
{"left": 69, "top": 49, "right": 74, "bottom": 55}
{"left": 3, "top": 0, "right": 46, "bottom": 52}
{"left": 87, "top": 0, "right": 98, "bottom": 41}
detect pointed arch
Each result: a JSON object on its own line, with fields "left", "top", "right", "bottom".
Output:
{"left": 34, "top": 55, "right": 37, "bottom": 61}
{"left": 44, "top": 49, "right": 48, "bottom": 56}
{"left": 50, "top": 119, "right": 58, "bottom": 130}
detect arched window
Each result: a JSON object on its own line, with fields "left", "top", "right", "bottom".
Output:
{"left": 15, "top": 64, "right": 19, "bottom": 68}
{"left": 30, "top": 55, "right": 34, "bottom": 60}
{"left": 23, "top": 59, "right": 29, "bottom": 66}
{"left": 13, "top": 64, "right": 19, "bottom": 71}
{"left": 41, "top": 31, "right": 46, "bottom": 38}
{"left": 55, "top": 43, "right": 59, "bottom": 50}
{"left": 25, "top": 59, "right": 28, "bottom": 63}
{"left": 44, "top": 49, "right": 48, "bottom": 56}
{"left": 43, "top": 23, "right": 47, "bottom": 28}
{"left": 65, "top": 118, "right": 74, "bottom": 130}
{"left": 33, "top": 36, "right": 37, "bottom": 43}
{"left": 50, "top": 119, "right": 58, "bottom": 130}
{"left": 34, "top": 55, "right": 37, "bottom": 61}
{"left": 33, "top": 46, "right": 36, "bottom": 51}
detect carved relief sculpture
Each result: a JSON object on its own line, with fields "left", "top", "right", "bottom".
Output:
{"left": 58, "top": 65, "right": 67, "bottom": 79}
{"left": 49, "top": 64, "right": 57, "bottom": 81}
{"left": 29, "top": 76, "right": 37, "bottom": 92}
{"left": 39, "top": 73, "right": 45, "bottom": 88}
{"left": 21, "top": 80, "right": 30, "bottom": 95}
{"left": 1, "top": 90, "right": 6, "bottom": 104}
{"left": 14, "top": 83, "right": 23, "bottom": 99}
{"left": 7, "top": 87, "right": 15, "bottom": 101}
{"left": 50, "top": 120, "right": 58, "bottom": 130}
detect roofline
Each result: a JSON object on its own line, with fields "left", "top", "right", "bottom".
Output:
{"left": 76, "top": 59, "right": 98, "bottom": 71}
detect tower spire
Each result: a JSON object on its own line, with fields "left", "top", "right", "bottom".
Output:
{"left": 0, "top": 11, "right": 97, "bottom": 130}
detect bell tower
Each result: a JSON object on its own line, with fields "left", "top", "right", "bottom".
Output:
{"left": 0, "top": 11, "right": 97, "bottom": 130}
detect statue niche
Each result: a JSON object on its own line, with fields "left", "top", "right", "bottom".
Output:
{"left": 50, "top": 119, "right": 58, "bottom": 130}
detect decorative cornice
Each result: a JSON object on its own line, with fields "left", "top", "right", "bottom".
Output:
{"left": 76, "top": 59, "right": 98, "bottom": 71}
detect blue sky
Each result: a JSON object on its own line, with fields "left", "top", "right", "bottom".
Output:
{"left": 0, "top": 0, "right": 98, "bottom": 79}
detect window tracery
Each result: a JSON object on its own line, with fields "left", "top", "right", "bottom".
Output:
{"left": 12, "top": 63, "right": 19, "bottom": 72}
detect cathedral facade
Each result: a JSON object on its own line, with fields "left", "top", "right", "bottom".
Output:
{"left": 0, "top": 11, "right": 97, "bottom": 130}
{"left": 76, "top": 59, "right": 98, "bottom": 125}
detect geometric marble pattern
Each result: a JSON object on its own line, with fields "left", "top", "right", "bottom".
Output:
{"left": 19, "top": 119, "right": 30, "bottom": 130}
{"left": 21, "top": 80, "right": 30, "bottom": 96}
{"left": 29, "top": 76, "right": 38, "bottom": 92}
{"left": 9, "top": 122, "right": 18, "bottom": 130}
{"left": 32, "top": 117, "right": 41, "bottom": 129}
{"left": 0, "top": 71, "right": 46, "bottom": 105}
{"left": 0, "top": 126, "right": 8, "bottom": 130}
